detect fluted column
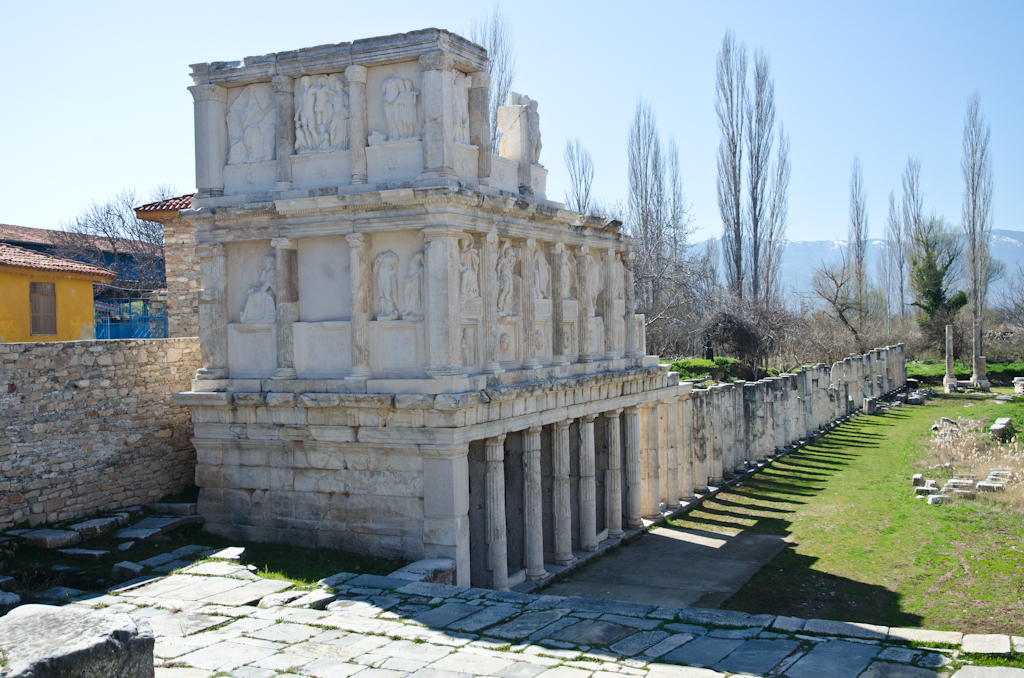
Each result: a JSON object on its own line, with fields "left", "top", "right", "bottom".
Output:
{"left": 484, "top": 434, "right": 508, "bottom": 590}
{"left": 552, "top": 420, "right": 574, "bottom": 564}
{"left": 345, "top": 65, "right": 368, "bottom": 184}
{"left": 603, "top": 249, "right": 619, "bottom": 359}
{"left": 346, "top": 234, "right": 372, "bottom": 381}
{"left": 578, "top": 414, "right": 598, "bottom": 551}
{"left": 188, "top": 84, "right": 228, "bottom": 198}
{"left": 642, "top": 402, "right": 661, "bottom": 518}
{"left": 692, "top": 391, "right": 708, "bottom": 492}
{"left": 271, "top": 75, "right": 294, "bottom": 191}
{"left": 469, "top": 72, "right": 491, "bottom": 180}
{"left": 662, "top": 398, "right": 680, "bottom": 508}
{"left": 624, "top": 251, "right": 640, "bottom": 358}
{"left": 678, "top": 394, "right": 695, "bottom": 500}
{"left": 521, "top": 239, "right": 540, "bottom": 369}
{"left": 551, "top": 243, "right": 568, "bottom": 365}
{"left": 709, "top": 386, "right": 724, "bottom": 485}
{"left": 624, "top": 406, "right": 642, "bottom": 528}
{"left": 743, "top": 382, "right": 756, "bottom": 467}
{"left": 482, "top": 232, "right": 502, "bottom": 374}
{"left": 577, "top": 245, "right": 594, "bottom": 362}
{"left": 422, "top": 227, "right": 465, "bottom": 378}
{"left": 195, "top": 243, "right": 228, "bottom": 379}
{"left": 723, "top": 383, "right": 739, "bottom": 476}
{"left": 419, "top": 51, "right": 457, "bottom": 181}
{"left": 271, "top": 238, "right": 298, "bottom": 379}
{"left": 603, "top": 409, "right": 624, "bottom": 538}
{"left": 523, "top": 425, "right": 545, "bottom": 580}
{"left": 756, "top": 380, "right": 769, "bottom": 461}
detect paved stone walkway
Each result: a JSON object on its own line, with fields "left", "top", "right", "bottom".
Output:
{"left": 62, "top": 561, "right": 1023, "bottom": 678}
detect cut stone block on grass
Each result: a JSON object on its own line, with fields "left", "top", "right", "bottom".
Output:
{"left": 207, "top": 546, "right": 246, "bottom": 562}
{"left": 961, "top": 633, "right": 1012, "bottom": 655}
{"left": 318, "top": 572, "right": 358, "bottom": 589}
{"left": 0, "top": 591, "right": 21, "bottom": 607}
{"left": 147, "top": 502, "right": 198, "bottom": 515}
{"left": 36, "top": 586, "right": 83, "bottom": 601}
{"left": 21, "top": 528, "right": 81, "bottom": 549}
{"left": 57, "top": 548, "right": 109, "bottom": 560}
{"left": 70, "top": 515, "right": 128, "bottom": 539}
{"left": 0, "top": 604, "right": 154, "bottom": 678}
{"left": 112, "top": 562, "right": 144, "bottom": 582}
{"left": 114, "top": 527, "right": 163, "bottom": 542}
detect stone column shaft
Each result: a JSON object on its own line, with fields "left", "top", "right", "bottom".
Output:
{"left": 272, "top": 238, "right": 298, "bottom": 379}
{"left": 578, "top": 415, "right": 598, "bottom": 551}
{"left": 624, "top": 252, "right": 639, "bottom": 358}
{"left": 552, "top": 420, "right": 574, "bottom": 564}
{"left": 523, "top": 426, "right": 545, "bottom": 580}
{"left": 521, "top": 240, "right": 540, "bottom": 369}
{"left": 189, "top": 84, "right": 228, "bottom": 198}
{"left": 678, "top": 396, "right": 695, "bottom": 500}
{"left": 346, "top": 234, "right": 372, "bottom": 380}
{"left": 272, "top": 75, "right": 294, "bottom": 190}
{"left": 484, "top": 434, "right": 508, "bottom": 590}
{"left": 551, "top": 243, "right": 567, "bottom": 365}
{"left": 196, "top": 243, "right": 228, "bottom": 379}
{"left": 482, "top": 232, "right": 502, "bottom": 373}
{"left": 642, "top": 403, "right": 661, "bottom": 518}
{"left": 662, "top": 399, "right": 680, "bottom": 508}
{"left": 469, "top": 72, "right": 491, "bottom": 179}
{"left": 577, "top": 245, "right": 593, "bottom": 362}
{"left": 420, "top": 51, "right": 457, "bottom": 180}
{"left": 692, "top": 391, "right": 708, "bottom": 492}
{"left": 345, "top": 65, "right": 368, "bottom": 184}
{"left": 624, "top": 407, "right": 642, "bottom": 528}
{"left": 709, "top": 386, "right": 724, "bottom": 485}
{"left": 604, "top": 410, "right": 624, "bottom": 538}
{"left": 603, "top": 249, "right": 619, "bottom": 359}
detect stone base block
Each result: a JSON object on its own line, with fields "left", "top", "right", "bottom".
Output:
{"left": 0, "top": 604, "right": 154, "bottom": 677}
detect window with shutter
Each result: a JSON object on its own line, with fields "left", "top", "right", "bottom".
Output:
{"left": 29, "top": 282, "right": 56, "bottom": 335}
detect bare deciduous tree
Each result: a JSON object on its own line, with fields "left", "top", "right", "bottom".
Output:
{"left": 745, "top": 48, "right": 774, "bottom": 302}
{"left": 762, "top": 124, "right": 789, "bottom": 305}
{"left": 848, "top": 155, "right": 869, "bottom": 323}
{"left": 715, "top": 30, "right": 747, "bottom": 300}
{"left": 879, "top": 190, "right": 902, "bottom": 336}
{"left": 900, "top": 157, "right": 923, "bottom": 319}
{"left": 563, "top": 136, "right": 594, "bottom": 216}
{"left": 470, "top": 5, "right": 517, "bottom": 155}
{"left": 811, "top": 253, "right": 863, "bottom": 352}
{"left": 53, "top": 188, "right": 171, "bottom": 295}
{"left": 999, "top": 264, "right": 1024, "bottom": 330}
{"left": 961, "top": 91, "right": 995, "bottom": 338}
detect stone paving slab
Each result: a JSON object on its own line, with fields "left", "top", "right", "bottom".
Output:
{"left": 786, "top": 640, "right": 880, "bottom": 678}
{"left": 962, "top": 634, "right": 1012, "bottom": 656}
{"left": 661, "top": 636, "right": 743, "bottom": 668}
{"left": 711, "top": 638, "right": 799, "bottom": 675}
{"left": 859, "top": 661, "right": 944, "bottom": 677}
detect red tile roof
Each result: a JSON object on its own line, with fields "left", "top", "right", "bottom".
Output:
{"left": 0, "top": 223, "right": 63, "bottom": 246}
{"left": 136, "top": 194, "right": 194, "bottom": 213}
{"left": 0, "top": 243, "right": 115, "bottom": 279}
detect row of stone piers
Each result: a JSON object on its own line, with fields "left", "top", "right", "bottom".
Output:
{"left": 468, "top": 344, "right": 906, "bottom": 590}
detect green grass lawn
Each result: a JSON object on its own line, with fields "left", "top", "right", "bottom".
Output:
{"left": 908, "top": 358, "right": 1024, "bottom": 383}
{"left": 670, "top": 394, "right": 1024, "bottom": 634}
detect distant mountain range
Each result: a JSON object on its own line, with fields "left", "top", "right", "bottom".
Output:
{"left": 701, "top": 229, "right": 1024, "bottom": 297}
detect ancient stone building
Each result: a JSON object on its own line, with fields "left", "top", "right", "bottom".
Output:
{"left": 173, "top": 29, "right": 906, "bottom": 590}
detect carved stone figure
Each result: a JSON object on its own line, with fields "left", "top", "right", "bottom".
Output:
{"left": 373, "top": 250, "right": 400, "bottom": 320}
{"left": 240, "top": 253, "right": 277, "bottom": 323}
{"left": 614, "top": 257, "right": 625, "bottom": 299}
{"left": 527, "top": 98, "right": 542, "bottom": 164}
{"left": 404, "top": 251, "right": 425, "bottom": 319}
{"left": 382, "top": 77, "right": 419, "bottom": 141}
{"left": 499, "top": 333, "right": 511, "bottom": 353}
{"left": 453, "top": 72, "right": 471, "bottom": 145}
{"left": 584, "top": 253, "right": 601, "bottom": 315}
{"left": 535, "top": 329, "right": 543, "bottom": 351}
{"left": 295, "top": 74, "right": 349, "bottom": 153}
{"left": 461, "top": 328, "right": 474, "bottom": 367}
{"left": 227, "top": 84, "right": 276, "bottom": 165}
{"left": 496, "top": 241, "right": 517, "bottom": 316}
{"left": 459, "top": 237, "right": 480, "bottom": 298}
{"left": 533, "top": 248, "right": 550, "bottom": 299}
{"left": 562, "top": 251, "right": 575, "bottom": 300}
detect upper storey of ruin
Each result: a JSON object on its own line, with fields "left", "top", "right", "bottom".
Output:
{"left": 187, "top": 28, "right": 554, "bottom": 208}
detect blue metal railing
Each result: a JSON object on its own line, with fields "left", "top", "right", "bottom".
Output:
{"left": 95, "top": 298, "right": 167, "bottom": 339}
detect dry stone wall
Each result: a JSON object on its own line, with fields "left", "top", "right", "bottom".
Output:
{"left": 0, "top": 338, "right": 200, "bottom": 530}
{"left": 163, "top": 216, "right": 200, "bottom": 338}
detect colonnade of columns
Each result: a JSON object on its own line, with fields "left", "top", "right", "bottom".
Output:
{"left": 471, "top": 344, "right": 906, "bottom": 590}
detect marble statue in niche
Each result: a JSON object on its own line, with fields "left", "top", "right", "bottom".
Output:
{"left": 614, "top": 257, "right": 625, "bottom": 299}
{"left": 508, "top": 93, "right": 542, "bottom": 164}
{"left": 227, "top": 84, "right": 276, "bottom": 165}
{"left": 496, "top": 241, "right": 517, "bottom": 316}
{"left": 294, "top": 74, "right": 349, "bottom": 153}
{"left": 459, "top": 237, "right": 480, "bottom": 298}
{"left": 586, "top": 252, "right": 601, "bottom": 316}
{"left": 404, "top": 251, "right": 425, "bottom": 320}
{"left": 373, "top": 250, "right": 400, "bottom": 320}
{"left": 562, "top": 251, "right": 576, "bottom": 300}
{"left": 461, "top": 327, "right": 474, "bottom": 367}
{"left": 240, "top": 252, "right": 277, "bottom": 323}
{"left": 499, "top": 332, "right": 511, "bottom": 354}
{"left": 382, "top": 77, "right": 419, "bottom": 141}
{"left": 453, "top": 72, "right": 471, "bottom": 145}
{"left": 533, "top": 247, "right": 550, "bottom": 299}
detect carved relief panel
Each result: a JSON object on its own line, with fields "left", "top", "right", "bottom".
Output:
{"left": 294, "top": 74, "right": 349, "bottom": 153}
{"left": 226, "top": 84, "right": 276, "bottom": 165}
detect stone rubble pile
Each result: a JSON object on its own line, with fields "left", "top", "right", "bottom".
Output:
{"left": 912, "top": 468, "right": 1013, "bottom": 504}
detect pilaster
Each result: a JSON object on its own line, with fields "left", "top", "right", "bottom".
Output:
{"left": 188, "top": 84, "right": 228, "bottom": 198}
{"left": 346, "top": 234, "right": 372, "bottom": 381}
{"left": 550, "top": 242, "right": 568, "bottom": 366}
{"left": 469, "top": 72, "right": 491, "bottom": 180}
{"left": 421, "top": 226, "right": 465, "bottom": 378}
{"left": 271, "top": 75, "right": 295, "bottom": 191}
{"left": 482, "top": 231, "right": 502, "bottom": 374}
{"left": 603, "top": 249, "right": 619, "bottom": 360}
{"left": 345, "top": 65, "right": 368, "bottom": 184}
{"left": 521, "top": 239, "right": 540, "bottom": 369}
{"left": 576, "top": 245, "right": 593, "bottom": 363}
{"left": 195, "top": 243, "right": 228, "bottom": 379}
{"left": 552, "top": 420, "right": 574, "bottom": 565}
{"left": 271, "top": 237, "right": 298, "bottom": 379}
{"left": 419, "top": 51, "right": 458, "bottom": 181}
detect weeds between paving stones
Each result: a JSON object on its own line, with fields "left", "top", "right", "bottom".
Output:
{"left": 671, "top": 392, "right": 1024, "bottom": 634}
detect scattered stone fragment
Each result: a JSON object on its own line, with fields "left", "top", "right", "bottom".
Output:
{"left": 257, "top": 590, "right": 305, "bottom": 608}
{"left": 915, "top": 487, "right": 938, "bottom": 496}
{"left": 35, "top": 586, "right": 83, "bottom": 601}
{"left": 207, "top": 546, "right": 246, "bottom": 562}
{"left": 139, "top": 553, "right": 180, "bottom": 568}
{"left": 171, "top": 545, "right": 207, "bottom": 556}
{"left": 146, "top": 502, "right": 198, "bottom": 515}
{"left": 927, "top": 495, "right": 948, "bottom": 505}
{"left": 118, "top": 541, "right": 135, "bottom": 551}
{"left": 0, "top": 604, "right": 154, "bottom": 677}
{"left": 51, "top": 564, "right": 81, "bottom": 574}
{"left": 57, "top": 548, "right": 110, "bottom": 561}
{"left": 318, "top": 572, "right": 358, "bottom": 589}
{"left": 287, "top": 589, "right": 336, "bottom": 609}
{"left": 387, "top": 558, "right": 457, "bottom": 584}
{"left": 961, "top": 633, "right": 1012, "bottom": 656}
{"left": 113, "top": 527, "right": 163, "bottom": 542}
{"left": 21, "top": 529, "right": 82, "bottom": 549}
{"left": 0, "top": 591, "right": 21, "bottom": 607}
{"left": 912, "top": 474, "right": 924, "bottom": 487}
{"left": 976, "top": 481, "right": 1004, "bottom": 492}
{"left": 69, "top": 515, "right": 128, "bottom": 540}
{"left": 112, "top": 561, "right": 144, "bottom": 582}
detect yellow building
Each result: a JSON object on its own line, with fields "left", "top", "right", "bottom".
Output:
{"left": 0, "top": 243, "right": 115, "bottom": 343}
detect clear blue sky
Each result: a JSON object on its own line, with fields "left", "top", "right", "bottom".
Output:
{"left": 2, "top": 1, "right": 1020, "bottom": 243}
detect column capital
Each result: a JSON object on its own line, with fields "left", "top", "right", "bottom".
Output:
{"left": 577, "top": 244, "right": 590, "bottom": 256}
{"left": 582, "top": 413, "right": 598, "bottom": 423}
{"left": 419, "top": 443, "right": 470, "bottom": 459}
{"left": 485, "top": 231, "right": 499, "bottom": 245}
{"left": 602, "top": 409, "right": 624, "bottom": 418}
{"left": 471, "top": 71, "right": 491, "bottom": 89}
{"left": 484, "top": 434, "right": 506, "bottom": 461}
{"left": 527, "top": 424, "right": 543, "bottom": 435}
{"left": 189, "top": 83, "right": 227, "bottom": 103}
{"left": 196, "top": 243, "right": 225, "bottom": 260}
{"left": 344, "top": 64, "right": 367, "bottom": 83}
{"left": 419, "top": 50, "right": 456, "bottom": 72}
{"left": 624, "top": 405, "right": 640, "bottom": 414}
{"left": 345, "top": 232, "right": 367, "bottom": 247}
{"left": 271, "top": 237, "right": 296, "bottom": 250}
{"left": 271, "top": 75, "right": 294, "bottom": 93}
{"left": 554, "top": 242, "right": 566, "bottom": 254}
{"left": 602, "top": 247, "right": 616, "bottom": 261}
{"left": 554, "top": 419, "right": 572, "bottom": 430}
{"left": 420, "top": 226, "right": 463, "bottom": 242}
